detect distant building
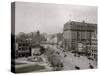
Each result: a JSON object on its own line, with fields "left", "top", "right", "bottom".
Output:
{"left": 46, "top": 34, "right": 57, "bottom": 44}
{"left": 63, "top": 21, "right": 97, "bottom": 53}
{"left": 57, "top": 33, "right": 63, "bottom": 45}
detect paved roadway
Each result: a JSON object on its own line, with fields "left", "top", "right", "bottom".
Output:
{"left": 46, "top": 44, "right": 97, "bottom": 70}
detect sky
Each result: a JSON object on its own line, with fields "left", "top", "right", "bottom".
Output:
{"left": 15, "top": 2, "right": 97, "bottom": 34}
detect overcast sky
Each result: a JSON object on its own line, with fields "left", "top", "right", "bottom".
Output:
{"left": 15, "top": 2, "right": 97, "bottom": 34}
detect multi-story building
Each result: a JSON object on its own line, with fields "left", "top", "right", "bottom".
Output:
{"left": 15, "top": 31, "right": 47, "bottom": 58}
{"left": 90, "top": 31, "right": 97, "bottom": 60}
{"left": 63, "top": 20, "right": 97, "bottom": 54}
{"left": 15, "top": 39, "right": 31, "bottom": 58}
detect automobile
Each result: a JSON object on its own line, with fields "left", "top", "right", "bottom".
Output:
{"left": 88, "top": 57, "right": 94, "bottom": 60}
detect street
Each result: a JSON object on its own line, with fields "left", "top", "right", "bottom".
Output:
{"left": 45, "top": 44, "right": 97, "bottom": 70}
{"left": 14, "top": 44, "right": 97, "bottom": 73}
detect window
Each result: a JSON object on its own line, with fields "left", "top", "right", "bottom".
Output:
{"left": 18, "top": 48, "right": 21, "bottom": 50}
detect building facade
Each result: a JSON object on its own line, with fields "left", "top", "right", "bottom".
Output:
{"left": 15, "top": 39, "right": 31, "bottom": 58}
{"left": 90, "top": 31, "right": 97, "bottom": 60}
{"left": 63, "top": 21, "right": 97, "bottom": 54}
{"left": 15, "top": 31, "right": 46, "bottom": 58}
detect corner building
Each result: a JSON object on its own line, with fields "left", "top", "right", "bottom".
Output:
{"left": 63, "top": 21, "right": 97, "bottom": 53}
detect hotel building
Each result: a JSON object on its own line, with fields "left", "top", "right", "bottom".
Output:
{"left": 63, "top": 21, "right": 97, "bottom": 55}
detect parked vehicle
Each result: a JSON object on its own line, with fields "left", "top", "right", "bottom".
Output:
{"left": 88, "top": 56, "right": 94, "bottom": 60}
